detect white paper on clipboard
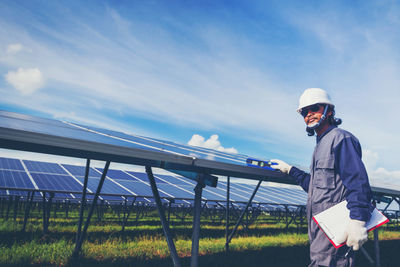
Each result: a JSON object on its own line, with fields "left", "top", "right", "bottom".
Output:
{"left": 312, "top": 200, "right": 389, "bottom": 248}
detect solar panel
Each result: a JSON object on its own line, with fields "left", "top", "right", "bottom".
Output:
{"left": 0, "top": 157, "right": 24, "bottom": 171}
{"left": 126, "top": 171, "right": 149, "bottom": 182}
{"left": 3, "top": 190, "right": 29, "bottom": 197}
{"left": 228, "top": 182, "right": 306, "bottom": 205}
{"left": 23, "top": 160, "right": 67, "bottom": 174}
{"left": 0, "top": 189, "right": 7, "bottom": 196}
{"left": 156, "top": 174, "right": 188, "bottom": 185}
{"left": 100, "top": 169, "right": 134, "bottom": 181}
{"left": 80, "top": 124, "right": 249, "bottom": 165}
{"left": 0, "top": 170, "right": 35, "bottom": 189}
{"left": 117, "top": 180, "right": 171, "bottom": 198}
{"left": 0, "top": 110, "right": 290, "bottom": 184}
{"left": 62, "top": 164, "right": 101, "bottom": 178}
{"left": 157, "top": 183, "right": 194, "bottom": 199}
{"left": 201, "top": 190, "right": 225, "bottom": 201}
{"left": 0, "top": 155, "right": 309, "bottom": 208}
{"left": 74, "top": 177, "right": 131, "bottom": 195}
{"left": 30, "top": 173, "right": 82, "bottom": 192}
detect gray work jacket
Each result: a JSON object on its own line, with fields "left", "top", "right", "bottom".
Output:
{"left": 289, "top": 126, "right": 373, "bottom": 266}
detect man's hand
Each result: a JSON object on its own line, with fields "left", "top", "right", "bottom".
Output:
{"left": 337, "top": 219, "right": 368, "bottom": 250}
{"left": 270, "top": 159, "right": 292, "bottom": 174}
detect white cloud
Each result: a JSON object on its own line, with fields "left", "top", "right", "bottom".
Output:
{"left": 5, "top": 67, "right": 44, "bottom": 95}
{"left": 372, "top": 168, "right": 400, "bottom": 179}
{"left": 362, "top": 149, "right": 379, "bottom": 172}
{"left": 188, "top": 134, "right": 238, "bottom": 154}
{"left": 362, "top": 149, "right": 400, "bottom": 186}
{"left": 0, "top": 2, "right": 399, "bottom": 176}
{"left": 6, "top": 43, "right": 24, "bottom": 54}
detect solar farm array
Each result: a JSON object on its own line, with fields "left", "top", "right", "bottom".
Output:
{"left": 0, "top": 157, "right": 307, "bottom": 209}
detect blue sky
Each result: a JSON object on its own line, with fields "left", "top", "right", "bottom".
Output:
{"left": 0, "top": 1, "right": 400, "bottom": 187}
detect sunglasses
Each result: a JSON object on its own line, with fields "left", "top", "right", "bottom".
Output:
{"left": 300, "top": 104, "right": 321, "bottom": 118}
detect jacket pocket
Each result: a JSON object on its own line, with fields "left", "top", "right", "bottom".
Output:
{"left": 314, "top": 156, "right": 336, "bottom": 189}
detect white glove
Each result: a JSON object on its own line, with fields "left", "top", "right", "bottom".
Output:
{"left": 338, "top": 219, "right": 368, "bottom": 251}
{"left": 270, "top": 159, "right": 292, "bottom": 174}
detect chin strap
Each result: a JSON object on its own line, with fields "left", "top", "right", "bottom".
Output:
{"left": 306, "top": 104, "right": 329, "bottom": 133}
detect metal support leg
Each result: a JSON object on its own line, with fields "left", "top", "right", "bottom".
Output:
{"left": 373, "top": 229, "right": 381, "bottom": 267}
{"left": 22, "top": 191, "right": 34, "bottom": 232}
{"left": 167, "top": 200, "right": 172, "bottom": 224}
{"left": 122, "top": 197, "right": 128, "bottom": 232}
{"left": 225, "top": 176, "right": 230, "bottom": 253}
{"left": 382, "top": 199, "right": 393, "bottom": 212}
{"left": 42, "top": 192, "right": 48, "bottom": 233}
{"left": 65, "top": 200, "right": 69, "bottom": 219}
{"left": 0, "top": 197, "right": 4, "bottom": 218}
{"left": 100, "top": 199, "right": 105, "bottom": 221}
{"left": 146, "top": 166, "right": 181, "bottom": 267}
{"left": 47, "top": 193, "right": 54, "bottom": 228}
{"left": 5, "top": 196, "right": 12, "bottom": 220}
{"left": 124, "top": 197, "right": 136, "bottom": 228}
{"left": 13, "top": 196, "right": 20, "bottom": 221}
{"left": 73, "top": 161, "right": 110, "bottom": 257}
{"left": 226, "top": 180, "right": 261, "bottom": 246}
{"left": 191, "top": 179, "right": 205, "bottom": 267}
{"left": 75, "top": 159, "right": 90, "bottom": 247}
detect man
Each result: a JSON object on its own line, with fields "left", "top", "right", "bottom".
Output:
{"left": 271, "top": 88, "right": 373, "bottom": 267}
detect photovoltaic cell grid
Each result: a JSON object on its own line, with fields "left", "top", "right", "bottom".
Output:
{"left": 30, "top": 173, "right": 82, "bottom": 192}
{"left": 62, "top": 164, "right": 101, "bottom": 178}
{"left": 24, "top": 160, "right": 67, "bottom": 174}
{"left": 73, "top": 123, "right": 251, "bottom": 166}
{"left": 0, "top": 157, "right": 307, "bottom": 206}
{"left": 0, "top": 158, "right": 24, "bottom": 171}
{"left": 0, "top": 111, "right": 284, "bottom": 187}
{"left": 0, "top": 170, "right": 35, "bottom": 189}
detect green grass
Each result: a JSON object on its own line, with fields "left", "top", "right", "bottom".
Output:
{"left": 0, "top": 233, "right": 309, "bottom": 265}
{"left": 0, "top": 207, "right": 399, "bottom": 267}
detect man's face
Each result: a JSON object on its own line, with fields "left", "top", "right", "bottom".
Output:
{"left": 301, "top": 104, "right": 325, "bottom": 126}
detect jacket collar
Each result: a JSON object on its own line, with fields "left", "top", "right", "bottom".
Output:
{"left": 316, "top": 125, "right": 337, "bottom": 143}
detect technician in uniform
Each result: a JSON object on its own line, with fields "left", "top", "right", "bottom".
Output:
{"left": 271, "top": 88, "right": 373, "bottom": 267}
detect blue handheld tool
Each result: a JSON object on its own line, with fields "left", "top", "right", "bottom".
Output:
{"left": 246, "top": 158, "right": 277, "bottom": 170}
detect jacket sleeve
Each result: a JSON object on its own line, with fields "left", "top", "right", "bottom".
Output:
{"left": 334, "top": 136, "right": 373, "bottom": 222}
{"left": 289, "top": 166, "right": 311, "bottom": 193}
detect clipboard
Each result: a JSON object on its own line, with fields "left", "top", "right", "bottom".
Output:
{"left": 312, "top": 200, "right": 389, "bottom": 248}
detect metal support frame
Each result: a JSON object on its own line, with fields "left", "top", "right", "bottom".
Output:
{"left": 75, "top": 159, "right": 91, "bottom": 247}
{"left": 190, "top": 178, "right": 205, "bottom": 267}
{"left": 225, "top": 176, "right": 230, "bottom": 253}
{"left": 167, "top": 199, "right": 173, "bottom": 224}
{"left": 42, "top": 192, "right": 54, "bottom": 234}
{"left": 65, "top": 200, "right": 69, "bottom": 218}
{"left": 146, "top": 166, "right": 181, "bottom": 267}
{"left": 382, "top": 198, "right": 394, "bottom": 212}
{"left": 225, "top": 180, "right": 262, "bottom": 247}
{"left": 5, "top": 195, "right": 12, "bottom": 220}
{"left": 122, "top": 197, "right": 136, "bottom": 232}
{"left": 135, "top": 202, "right": 144, "bottom": 225}
{"left": 121, "top": 196, "right": 136, "bottom": 231}
{"left": 13, "top": 195, "right": 20, "bottom": 221}
{"left": 22, "top": 191, "right": 35, "bottom": 232}
{"left": 373, "top": 228, "right": 381, "bottom": 267}
{"left": 395, "top": 197, "right": 400, "bottom": 207}
{"left": 0, "top": 198, "right": 3, "bottom": 218}
{"left": 166, "top": 169, "right": 217, "bottom": 187}
{"left": 42, "top": 193, "right": 46, "bottom": 231}
{"left": 73, "top": 160, "right": 110, "bottom": 257}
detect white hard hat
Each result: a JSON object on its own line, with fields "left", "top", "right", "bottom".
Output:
{"left": 297, "top": 88, "right": 334, "bottom": 113}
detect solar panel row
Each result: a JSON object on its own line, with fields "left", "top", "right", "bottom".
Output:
{"left": 75, "top": 123, "right": 249, "bottom": 165}
{"left": 0, "top": 157, "right": 307, "bottom": 206}
{"left": 0, "top": 111, "right": 289, "bottom": 184}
